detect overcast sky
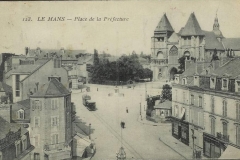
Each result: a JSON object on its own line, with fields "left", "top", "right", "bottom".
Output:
{"left": 0, "top": 1, "right": 240, "bottom": 56}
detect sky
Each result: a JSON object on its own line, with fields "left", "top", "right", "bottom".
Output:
{"left": 0, "top": 0, "right": 240, "bottom": 56}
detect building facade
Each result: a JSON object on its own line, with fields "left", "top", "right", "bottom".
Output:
{"left": 29, "top": 78, "right": 73, "bottom": 160}
{"left": 151, "top": 12, "right": 240, "bottom": 81}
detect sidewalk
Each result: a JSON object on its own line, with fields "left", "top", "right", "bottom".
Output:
{"left": 137, "top": 115, "right": 194, "bottom": 160}
{"left": 159, "top": 135, "right": 193, "bottom": 160}
{"left": 137, "top": 115, "right": 171, "bottom": 126}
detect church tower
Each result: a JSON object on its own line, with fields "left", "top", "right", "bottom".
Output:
{"left": 213, "top": 14, "right": 224, "bottom": 41}
{"left": 151, "top": 13, "right": 174, "bottom": 81}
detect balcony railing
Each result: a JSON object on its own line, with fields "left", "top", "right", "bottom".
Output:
{"left": 216, "top": 132, "right": 229, "bottom": 142}
{"left": 150, "top": 59, "right": 168, "bottom": 66}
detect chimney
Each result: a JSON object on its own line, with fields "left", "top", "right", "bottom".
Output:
{"left": 212, "top": 60, "right": 220, "bottom": 70}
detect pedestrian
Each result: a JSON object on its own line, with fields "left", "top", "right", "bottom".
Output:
{"left": 97, "top": 88, "right": 98, "bottom": 91}
{"left": 126, "top": 107, "right": 128, "bottom": 113}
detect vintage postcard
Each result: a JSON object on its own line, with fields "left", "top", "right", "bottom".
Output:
{"left": 0, "top": 1, "right": 240, "bottom": 160}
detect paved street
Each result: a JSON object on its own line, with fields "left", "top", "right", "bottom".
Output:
{"left": 72, "top": 84, "right": 192, "bottom": 160}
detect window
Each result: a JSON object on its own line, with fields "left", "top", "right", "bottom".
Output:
{"left": 223, "top": 100, "right": 227, "bottom": 117}
{"left": 211, "top": 118, "right": 215, "bottom": 136}
{"left": 48, "top": 77, "right": 61, "bottom": 82}
{"left": 199, "top": 96, "right": 202, "bottom": 107}
{"left": 16, "top": 141, "right": 21, "bottom": 157}
{"left": 237, "top": 125, "right": 240, "bottom": 146}
{"left": 237, "top": 81, "right": 240, "bottom": 92}
{"left": 237, "top": 102, "right": 240, "bottom": 121}
{"left": 16, "top": 75, "right": 20, "bottom": 97}
{"left": 51, "top": 99, "right": 58, "bottom": 110}
{"left": 17, "top": 109, "right": 24, "bottom": 119}
{"left": 223, "top": 122, "right": 228, "bottom": 136}
{"left": 34, "top": 100, "right": 42, "bottom": 110}
{"left": 211, "top": 78, "right": 215, "bottom": 87}
{"left": 34, "top": 153, "right": 40, "bottom": 160}
{"left": 34, "top": 117, "right": 40, "bottom": 127}
{"left": 175, "top": 105, "right": 179, "bottom": 117}
{"left": 211, "top": 97, "right": 214, "bottom": 113}
{"left": 51, "top": 134, "right": 58, "bottom": 144}
{"left": 22, "top": 139, "right": 27, "bottom": 150}
{"left": 182, "top": 79, "right": 186, "bottom": 85}
{"left": 51, "top": 116, "right": 59, "bottom": 127}
{"left": 191, "top": 95, "right": 194, "bottom": 105}
{"left": 223, "top": 79, "right": 227, "bottom": 88}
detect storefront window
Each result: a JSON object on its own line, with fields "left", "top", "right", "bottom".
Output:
{"left": 173, "top": 123, "right": 178, "bottom": 135}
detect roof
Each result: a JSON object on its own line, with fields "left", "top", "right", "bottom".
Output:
{"left": 77, "top": 55, "right": 93, "bottom": 65}
{"left": 155, "top": 13, "right": 174, "bottom": 32}
{"left": 168, "top": 32, "right": 179, "bottom": 43}
{"left": 180, "top": 13, "right": 204, "bottom": 36}
{"left": 183, "top": 61, "right": 211, "bottom": 76}
{"left": 0, "top": 116, "right": 21, "bottom": 139}
{"left": 0, "top": 82, "right": 12, "bottom": 93}
{"left": 31, "top": 78, "right": 70, "bottom": 97}
{"left": 20, "top": 59, "right": 51, "bottom": 82}
{"left": 12, "top": 99, "right": 30, "bottom": 121}
{"left": 154, "top": 100, "right": 172, "bottom": 109}
{"left": 11, "top": 65, "right": 39, "bottom": 74}
{"left": 203, "top": 31, "right": 225, "bottom": 50}
{"left": 222, "top": 38, "right": 240, "bottom": 50}
{"left": 211, "top": 58, "right": 240, "bottom": 77}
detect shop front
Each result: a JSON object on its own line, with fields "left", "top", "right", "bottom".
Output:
{"left": 171, "top": 117, "right": 189, "bottom": 146}
{"left": 203, "top": 132, "right": 225, "bottom": 158}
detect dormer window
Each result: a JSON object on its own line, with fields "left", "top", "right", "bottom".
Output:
{"left": 210, "top": 78, "right": 216, "bottom": 89}
{"left": 182, "top": 78, "right": 186, "bottom": 85}
{"left": 222, "top": 78, "right": 228, "bottom": 90}
{"left": 17, "top": 109, "right": 24, "bottom": 119}
{"left": 48, "top": 77, "right": 61, "bottom": 82}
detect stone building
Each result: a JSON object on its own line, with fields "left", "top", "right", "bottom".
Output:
{"left": 29, "top": 78, "right": 73, "bottom": 160}
{"left": 151, "top": 12, "right": 240, "bottom": 81}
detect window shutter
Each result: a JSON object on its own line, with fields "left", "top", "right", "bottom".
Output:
{"left": 38, "top": 117, "right": 40, "bottom": 127}
{"left": 57, "top": 117, "right": 59, "bottom": 126}
{"left": 226, "top": 101, "right": 227, "bottom": 116}
{"left": 51, "top": 117, "right": 54, "bottom": 127}
{"left": 56, "top": 134, "right": 58, "bottom": 144}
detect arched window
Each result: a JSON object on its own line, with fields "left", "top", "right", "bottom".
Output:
{"left": 157, "top": 51, "right": 164, "bottom": 59}
{"left": 223, "top": 122, "right": 228, "bottom": 136}
{"left": 223, "top": 100, "right": 227, "bottom": 117}
{"left": 17, "top": 109, "right": 24, "bottom": 119}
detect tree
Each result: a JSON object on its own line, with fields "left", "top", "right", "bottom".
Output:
{"left": 178, "top": 56, "right": 196, "bottom": 74}
{"left": 161, "top": 84, "right": 172, "bottom": 101}
{"left": 93, "top": 49, "right": 99, "bottom": 66}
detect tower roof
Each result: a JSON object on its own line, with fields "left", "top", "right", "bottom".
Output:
{"left": 180, "top": 13, "right": 204, "bottom": 36}
{"left": 213, "top": 14, "right": 224, "bottom": 38}
{"left": 154, "top": 13, "right": 174, "bottom": 32}
{"left": 31, "top": 78, "right": 70, "bottom": 97}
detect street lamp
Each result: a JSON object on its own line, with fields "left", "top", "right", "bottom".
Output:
{"left": 140, "top": 103, "right": 141, "bottom": 115}
{"left": 89, "top": 123, "right": 91, "bottom": 140}
{"left": 116, "top": 147, "right": 126, "bottom": 160}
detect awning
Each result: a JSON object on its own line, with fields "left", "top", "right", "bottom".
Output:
{"left": 219, "top": 145, "right": 240, "bottom": 159}
{"left": 179, "top": 108, "right": 185, "bottom": 120}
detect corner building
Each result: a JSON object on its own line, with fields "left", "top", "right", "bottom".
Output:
{"left": 29, "top": 78, "right": 73, "bottom": 160}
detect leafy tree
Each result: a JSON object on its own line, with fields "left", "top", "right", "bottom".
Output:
{"left": 93, "top": 49, "right": 99, "bottom": 66}
{"left": 161, "top": 84, "right": 172, "bottom": 101}
{"left": 178, "top": 56, "right": 196, "bottom": 74}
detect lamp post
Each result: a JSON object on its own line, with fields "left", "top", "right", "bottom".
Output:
{"left": 89, "top": 123, "right": 91, "bottom": 140}
{"left": 117, "top": 122, "right": 126, "bottom": 160}
{"left": 191, "top": 128, "right": 196, "bottom": 159}
{"left": 140, "top": 103, "right": 141, "bottom": 115}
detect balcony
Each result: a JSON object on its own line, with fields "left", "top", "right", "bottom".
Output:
{"left": 44, "top": 142, "right": 71, "bottom": 159}
{"left": 217, "top": 132, "right": 229, "bottom": 142}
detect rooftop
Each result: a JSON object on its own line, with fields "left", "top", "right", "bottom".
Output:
{"left": 203, "top": 31, "right": 225, "bottom": 50}
{"left": 0, "top": 82, "right": 12, "bottom": 93}
{"left": 155, "top": 13, "right": 174, "bottom": 33}
{"left": 180, "top": 13, "right": 204, "bottom": 36}
{"left": 222, "top": 38, "right": 240, "bottom": 50}
{"left": 31, "top": 78, "right": 70, "bottom": 97}
{"left": 12, "top": 99, "right": 30, "bottom": 121}
{"left": 0, "top": 116, "right": 21, "bottom": 139}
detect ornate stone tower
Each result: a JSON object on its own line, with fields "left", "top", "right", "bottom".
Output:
{"left": 213, "top": 14, "right": 224, "bottom": 41}
{"left": 151, "top": 13, "right": 174, "bottom": 81}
